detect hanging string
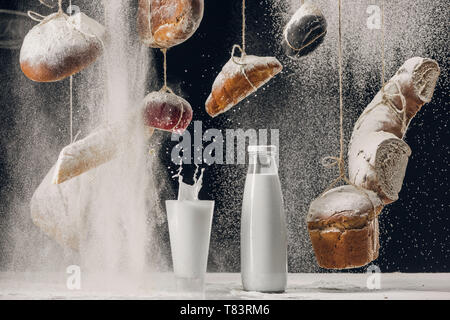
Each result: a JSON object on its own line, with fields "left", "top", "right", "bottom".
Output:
{"left": 381, "top": 0, "right": 385, "bottom": 90}
{"left": 69, "top": 0, "right": 74, "bottom": 143}
{"left": 242, "top": 0, "right": 246, "bottom": 55}
{"left": 28, "top": 0, "right": 62, "bottom": 23}
{"left": 319, "top": 1, "right": 381, "bottom": 213}
{"left": 157, "top": 48, "right": 184, "bottom": 132}
{"left": 159, "top": 48, "right": 174, "bottom": 94}
{"left": 320, "top": 0, "right": 358, "bottom": 195}
{"left": 38, "top": 0, "right": 55, "bottom": 8}
{"left": 231, "top": 0, "right": 247, "bottom": 61}
{"left": 229, "top": 0, "right": 258, "bottom": 91}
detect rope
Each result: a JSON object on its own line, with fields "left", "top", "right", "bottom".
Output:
{"left": 159, "top": 48, "right": 174, "bottom": 94}
{"left": 38, "top": 0, "right": 56, "bottom": 8}
{"left": 320, "top": 0, "right": 348, "bottom": 194}
{"left": 319, "top": 1, "right": 381, "bottom": 214}
{"left": 69, "top": 0, "right": 73, "bottom": 143}
{"left": 27, "top": 11, "right": 47, "bottom": 22}
{"left": 321, "top": 0, "right": 372, "bottom": 201}
{"left": 156, "top": 49, "right": 184, "bottom": 132}
{"left": 28, "top": 0, "right": 103, "bottom": 144}
{"left": 381, "top": 0, "right": 385, "bottom": 90}
{"left": 229, "top": 0, "right": 258, "bottom": 92}
{"left": 27, "top": 0, "right": 62, "bottom": 23}
{"left": 70, "top": 75, "right": 73, "bottom": 143}
{"left": 242, "top": 0, "right": 246, "bottom": 55}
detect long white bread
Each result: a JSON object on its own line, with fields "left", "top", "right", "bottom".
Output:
{"left": 31, "top": 165, "right": 81, "bottom": 250}
{"left": 348, "top": 57, "right": 440, "bottom": 204}
{"left": 53, "top": 122, "right": 131, "bottom": 185}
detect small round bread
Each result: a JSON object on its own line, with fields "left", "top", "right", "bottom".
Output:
{"left": 142, "top": 91, "right": 193, "bottom": 133}
{"left": 137, "top": 0, "right": 204, "bottom": 48}
{"left": 20, "top": 12, "right": 105, "bottom": 82}
{"left": 205, "top": 55, "right": 283, "bottom": 117}
{"left": 307, "top": 185, "right": 384, "bottom": 269}
{"left": 282, "top": 1, "right": 327, "bottom": 59}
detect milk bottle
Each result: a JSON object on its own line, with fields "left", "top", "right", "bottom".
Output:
{"left": 241, "top": 145, "right": 287, "bottom": 292}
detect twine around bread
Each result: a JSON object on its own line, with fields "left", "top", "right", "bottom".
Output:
{"left": 229, "top": 0, "right": 258, "bottom": 92}
{"left": 319, "top": 0, "right": 377, "bottom": 212}
{"left": 145, "top": 0, "right": 165, "bottom": 48}
{"left": 27, "top": 0, "right": 105, "bottom": 144}
{"left": 157, "top": 48, "right": 185, "bottom": 133}
{"left": 283, "top": 0, "right": 327, "bottom": 55}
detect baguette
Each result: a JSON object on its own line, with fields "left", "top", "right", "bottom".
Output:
{"left": 348, "top": 57, "right": 440, "bottom": 203}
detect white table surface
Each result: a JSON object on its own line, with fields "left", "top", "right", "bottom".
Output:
{"left": 1, "top": 272, "right": 449, "bottom": 300}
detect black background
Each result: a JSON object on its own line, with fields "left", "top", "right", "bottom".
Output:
{"left": 0, "top": 0, "right": 448, "bottom": 273}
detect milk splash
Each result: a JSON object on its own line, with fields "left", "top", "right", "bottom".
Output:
{"left": 172, "top": 164, "right": 205, "bottom": 201}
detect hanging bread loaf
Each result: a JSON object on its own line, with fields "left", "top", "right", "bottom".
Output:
{"left": 307, "top": 185, "right": 383, "bottom": 269}
{"left": 142, "top": 91, "right": 193, "bottom": 133}
{"left": 282, "top": 1, "right": 327, "bottom": 59}
{"left": 53, "top": 92, "right": 193, "bottom": 184}
{"left": 20, "top": 12, "right": 106, "bottom": 82}
{"left": 52, "top": 123, "right": 133, "bottom": 185}
{"left": 205, "top": 55, "right": 283, "bottom": 117}
{"left": 307, "top": 57, "right": 440, "bottom": 270}
{"left": 31, "top": 165, "right": 81, "bottom": 250}
{"left": 137, "top": 0, "right": 204, "bottom": 48}
{"left": 348, "top": 57, "right": 440, "bottom": 204}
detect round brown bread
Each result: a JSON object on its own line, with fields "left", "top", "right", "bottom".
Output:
{"left": 307, "top": 185, "right": 384, "bottom": 269}
{"left": 205, "top": 55, "right": 283, "bottom": 117}
{"left": 20, "top": 12, "right": 105, "bottom": 82}
{"left": 137, "top": 0, "right": 204, "bottom": 48}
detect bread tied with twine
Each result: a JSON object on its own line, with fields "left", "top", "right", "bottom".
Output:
{"left": 20, "top": 0, "right": 106, "bottom": 82}
{"left": 205, "top": 0, "right": 283, "bottom": 117}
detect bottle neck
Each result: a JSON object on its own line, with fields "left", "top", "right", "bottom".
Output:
{"left": 248, "top": 152, "right": 278, "bottom": 175}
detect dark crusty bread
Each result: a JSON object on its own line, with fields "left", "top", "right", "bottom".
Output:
{"left": 205, "top": 55, "right": 283, "bottom": 117}
{"left": 307, "top": 185, "right": 384, "bottom": 269}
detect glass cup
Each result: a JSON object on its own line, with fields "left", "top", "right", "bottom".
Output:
{"left": 166, "top": 200, "right": 214, "bottom": 292}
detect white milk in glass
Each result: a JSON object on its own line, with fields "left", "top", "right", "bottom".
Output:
{"left": 166, "top": 166, "right": 214, "bottom": 291}
{"left": 241, "top": 145, "right": 287, "bottom": 293}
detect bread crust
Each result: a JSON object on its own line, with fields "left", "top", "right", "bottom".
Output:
{"left": 205, "top": 55, "right": 283, "bottom": 117}
{"left": 142, "top": 91, "right": 193, "bottom": 133}
{"left": 308, "top": 219, "right": 379, "bottom": 269}
{"left": 307, "top": 185, "right": 383, "bottom": 269}
{"left": 20, "top": 12, "right": 105, "bottom": 82}
{"left": 138, "top": 0, "right": 204, "bottom": 48}
{"left": 21, "top": 42, "right": 102, "bottom": 82}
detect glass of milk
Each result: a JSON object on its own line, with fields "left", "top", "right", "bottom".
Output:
{"left": 241, "top": 145, "right": 287, "bottom": 293}
{"left": 166, "top": 200, "right": 214, "bottom": 291}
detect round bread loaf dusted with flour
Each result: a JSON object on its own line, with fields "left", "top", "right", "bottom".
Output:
{"left": 282, "top": 1, "right": 327, "bottom": 59}
{"left": 307, "top": 185, "right": 384, "bottom": 269}
{"left": 205, "top": 55, "right": 283, "bottom": 117}
{"left": 137, "top": 0, "right": 204, "bottom": 48}
{"left": 20, "top": 12, "right": 106, "bottom": 82}
{"left": 142, "top": 91, "right": 193, "bottom": 133}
